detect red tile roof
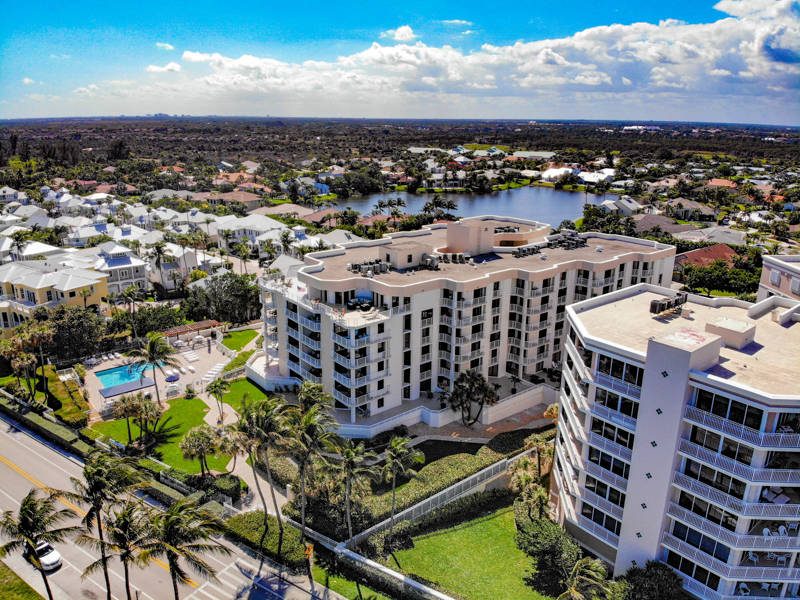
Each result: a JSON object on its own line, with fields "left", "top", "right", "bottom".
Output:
{"left": 675, "top": 244, "right": 737, "bottom": 269}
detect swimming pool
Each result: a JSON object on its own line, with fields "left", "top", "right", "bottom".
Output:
{"left": 96, "top": 364, "right": 155, "bottom": 388}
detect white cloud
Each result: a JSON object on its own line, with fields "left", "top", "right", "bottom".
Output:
{"left": 49, "top": 54, "right": 71, "bottom": 60}
{"left": 145, "top": 62, "right": 182, "bottom": 73}
{"left": 443, "top": 19, "right": 473, "bottom": 26}
{"left": 381, "top": 25, "right": 417, "bottom": 42}
{"left": 73, "top": 84, "right": 100, "bottom": 97}
{"left": 22, "top": 78, "right": 35, "bottom": 85}
{"left": 20, "top": 3, "right": 799, "bottom": 124}
{"left": 156, "top": 42, "right": 174, "bottom": 51}
{"left": 462, "top": 30, "right": 475, "bottom": 35}
{"left": 27, "top": 94, "right": 62, "bottom": 102}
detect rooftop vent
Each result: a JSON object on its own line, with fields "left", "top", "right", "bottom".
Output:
{"left": 705, "top": 317, "right": 756, "bottom": 350}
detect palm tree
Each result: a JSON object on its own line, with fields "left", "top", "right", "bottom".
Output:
{"left": 68, "top": 455, "right": 145, "bottom": 600}
{"left": 114, "top": 393, "right": 142, "bottom": 445}
{"left": 333, "top": 439, "right": 379, "bottom": 541}
{"left": 146, "top": 241, "right": 174, "bottom": 288}
{"left": 76, "top": 499, "right": 150, "bottom": 600}
{"left": 234, "top": 242, "right": 250, "bottom": 274}
{"left": 137, "top": 398, "right": 162, "bottom": 446}
{"left": 279, "top": 229, "right": 294, "bottom": 256}
{"left": 525, "top": 433, "right": 553, "bottom": 480}
{"left": 557, "top": 557, "right": 608, "bottom": 600}
{"left": 128, "top": 332, "right": 180, "bottom": 406}
{"left": 9, "top": 230, "right": 30, "bottom": 260}
{"left": 0, "top": 488, "right": 81, "bottom": 600}
{"left": 79, "top": 289, "right": 93, "bottom": 308}
{"left": 11, "top": 351, "right": 37, "bottom": 400}
{"left": 179, "top": 425, "right": 218, "bottom": 476}
{"left": 231, "top": 395, "right": 288, "bottom": 548}
{"left": 119, "top": 285, "right": 143, "bottom": 340}
{"left": 544, "top": 403, "right": 560, "bottom": 425}
{"left": 284, "top": 401, "right": 339, "bottom": 549}
{"left": 509, "top": 374, "right": 523, "bottom": 394}
{"left": 205, "top": 378, "right": 230, "bottom": 421}
{"left": 382, "top": 437, "right": 424, "bottom": 547}
{"left": 105, "top": 291, "right": 120, "bottom": 316}
{"left": 26, "top": 323, "right": 54, "bottom": 395}
{"left": 220, "top": 229, "right": 235, "bottom": 252}
{"left": 139, "top": 501, "right": 231, "bottom": 600}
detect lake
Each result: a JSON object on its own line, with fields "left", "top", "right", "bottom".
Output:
{"left": 334, "top": 185, "right": 601, "bottom": 227}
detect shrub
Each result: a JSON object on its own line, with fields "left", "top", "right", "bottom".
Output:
{"left": 137, "top": 458, "right": 168, "bottom": 476}
{"left": 222, "top": 350, "right": 254, "bottom": 373}
{"left": 74, "top": 364, "right": 86, "bottom": 384}
{"left": 255, "top": 450, "right": 298, "bottom": 490}
{"left": 79, "top": 427, "right": 104, "bottom": 444}
{"left": 199, "top": 501, "right": 226, "bottom": 521}
{"left": 49, "top": 368, "right": 90, "bottom": 428}
{"left": 224, "top": 511, "right": 306, "bottom": 571}
{"left": 143, "top": 481, "right": 186, "bottom": 506}
{"left": 72, "top": 441, "right": 95, "bottom": 458}
{"left": 364, "top": 425, "right": 409, "bottom": 451}
{"left": 184, "top": 385, "right": 196, "bottom": 400}
{"left": 211, "top": 473, "right": 242, "bottom": 501}
{"left": 187, "top": 491, "right": 206, "bottom": 504}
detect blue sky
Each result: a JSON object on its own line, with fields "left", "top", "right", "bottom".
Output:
{"left": 1, "top": 0, "right": 798, "bottom": 124}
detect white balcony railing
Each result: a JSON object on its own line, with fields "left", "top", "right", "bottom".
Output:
{"left": 671, "top": 472, "right": 800, "bottom": 517}
{"left": 684, "top": 406, "right": 800, "bottom": 449}
{"left": 299, "top": 334, "right": 321, "bottom": 350}
{"left": 585, "top": 369, "right": 642, "bottom": 399}
{"left": 678, "top": 439, "right": 800, "bottom": 484}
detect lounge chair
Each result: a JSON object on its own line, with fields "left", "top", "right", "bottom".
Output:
{"left": 187, "top": 365, "right": 196, "bottom": 373}
{"left": 102, "top": 354, "right": 109, "bottom": 361}
{"left": 179, "top": 367, "right": 187, "bottom": 375}
{"left": 114, "top": 352, "right": 122, "bottom": 359}
{"left": 736, "top": 582, "right": 749, "bottom": 596}
{"left": 164, "top": 369, "right": 174, "bottom": 376}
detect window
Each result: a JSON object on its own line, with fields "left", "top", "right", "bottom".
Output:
{"left": 580, "top": 503, "right": 621, "bottom": 536}
{"left": 119, "top": 270, "right": 129, "bottom": 279}
{"left": 684, "top": 460, "right": 746, "bottom": 500}
{"left": 377, "top": 397, "right": 384, "bottom": 409}
{"left": 694, "top": 389, "right": 763, "bottom": 430}
{"left": 585, "top": 475, "right": 626, "bottom": 508}
{"left": 386, "top": 253, "right": 390, "bottom": 262}
{"left": 792, "top": 278, "right": 800, "bottom": 294}
{"left": 596, "top": 354, "right": 644, "bottom": 386}
{"left": 678, "top": 491, "right": 737, "bottom": 532}
{"left": 46, "top": 291, "right": 53, "bottom": 302}
{"left": 595, "top": 388, "right": 639, "bottom": 419}
{"left": 378, "top": 323, "right": 385, "bottom": 334}
{"left": 588, "top": 447, "right": 630, "bottom": 480}
{"left": 407, "top": 254, "right": 413, "bottom": 264}
{"left": 69, "top": 291, "right": 77, "bottom": 298}
{"left": 591, "top": 418, "right": 635, "bottom": 449}
{"left": 665, "top": 551, "right": 721, "bottom": 591}
{"left": 770, "top": 269, "right": 780, "bottom": 285}
{"left": 672, "top": 522, "right": 731, "bottom": 563}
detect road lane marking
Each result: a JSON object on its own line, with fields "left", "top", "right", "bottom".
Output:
{"left": 0, "top": 417, "right": 84, "bottom": 472}
{"left": 0, "top": 453, "right": 197, "bottom": 589}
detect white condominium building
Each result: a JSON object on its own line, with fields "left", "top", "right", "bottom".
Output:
{"left": 553, "top": 284, "right": 800, "bottom": 599}
{"left": 258, "top": 216, "right": 675, "bottom": 432}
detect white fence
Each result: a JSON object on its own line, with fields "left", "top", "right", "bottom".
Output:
{"left": 348, "top": 448, "right": 526, "bottom": 547}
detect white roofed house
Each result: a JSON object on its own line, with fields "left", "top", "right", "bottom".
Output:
{"left": 146, "top": 242, "right": 199, "bottom": 290}
{"left": 542, "top": 167, "right": 579, "bottom": 182}
{"left": 0, "top": 238, "right": 61, "bottom": 262}
{"left": 598, "top": 196, "right": 642, "bottom": 216}
{"left": 49, "top": 241, "right": 149, "bottom": 295}
{"left": 0, "top": 188, "right": 20, "bottom": 203}
{"left": 12, "top": 205, "right": 47, "bottom": 220}
{"left": 67, "top": 222, "right": 148, "bottom": 247}
{"left": 216, "top": 214, "right": 286, "bottom": 255}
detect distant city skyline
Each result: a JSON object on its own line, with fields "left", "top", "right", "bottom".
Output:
{"left": 1, "top": 0, "right": 798, "bottom": 125}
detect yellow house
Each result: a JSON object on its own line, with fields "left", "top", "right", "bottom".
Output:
{"left": 0, "top": 261, "right": 108, "bottom": 338}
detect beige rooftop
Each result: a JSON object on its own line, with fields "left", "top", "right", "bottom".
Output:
{"left": 307, "top": 225, "right": 669, "bottom": 286}
{"left": 576, "top": 289, "right": 800, "bottom": 397}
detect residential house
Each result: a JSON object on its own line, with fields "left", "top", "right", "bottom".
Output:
{"left": 757, "top": 255, "right": 800, "bottom": 301}
{"left": 599, "top": 196, "right": 641, "bottom": 215}
{"left": 674, "top": 225, "right": 746, "bottom": 246}
{"left": 0, "top": 261, "right": 108, "bottom": 337}
{"left": 195, "top": 191, "right": 261, "bottom": 212}
{"left": 49, "top": 241, "right": 149, "bottom": 294}
{"left": 673, "top": 244, "right": 738, "bottom": 280}
{"left": 0, "top": 187, "right": 19, "bottom": 202}
{"left": 663, "top": 198, "right": 716, "bottom": 221}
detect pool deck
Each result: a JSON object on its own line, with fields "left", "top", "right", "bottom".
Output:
{"left": 98, "top": 377, "right": 156, "bottom": 399}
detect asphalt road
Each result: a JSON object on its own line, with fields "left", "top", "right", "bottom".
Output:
{"left": 0, "top": 414, "right": 344, "bottom": 600}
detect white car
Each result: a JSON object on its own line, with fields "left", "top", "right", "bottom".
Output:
{"left": 34, "top": 542, "right": 63, "bottom": 571}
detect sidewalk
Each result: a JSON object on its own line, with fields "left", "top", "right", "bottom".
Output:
{"left": 2, "top": 554, "right": 75, "bottom": 600}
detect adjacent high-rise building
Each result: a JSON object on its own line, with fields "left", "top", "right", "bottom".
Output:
{"left": 553, "top": 283, "right": 800, "bottom": 599}
{"left": 258, "top": 216, "right": 675, "bottom": 432}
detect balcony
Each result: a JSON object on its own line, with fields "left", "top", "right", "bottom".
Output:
{"left": 440, "top": 316, "right": 453, "bottom": 326}
{"left": 457, "top": 313, "right": 486, "bottom": 327}
{"left": 574, "top": 294, "right": 588, "bottom": 302}
{"left": 493, "top": 289, "right": 503, "bottom": 298}
{"left": 287, "top": 360, "right": 321, "bottom": 384}
{"left": 530, "top": 285, "right": 555, "bottom": 297}
{"left": 391, "top": 304, "right": 412, "bottom": 315}
{"left": 509, "top": 337, "right": 522, "bottom": 347}
{"left": 299, "top": 315, "right": 321, "bottom": 331}
{"left": 438, "top": 350, "right": 452, "bottom": 359}
{"left": 668, "top": 502, "right": 800, "bottom": 550}
{"left": 509, "top": 319, "right": 523, "bottom": 330}
{"left": 285, "top": 308, "right": 299, "bottom": 321}
{"left": 526, "top": 319, "right": 551, "bottom": 332}
{"left": 439, "top": 333, "right": 452, "bottom": 343}
{"left": 524, "top": 336, "right": 550, "bottom": 349}
{"left": 299, "top": 333, "right": 321, "bottom": 350}
{"left": 592, "top": 276, "right": 615, "bottom": 288}
{"left": 559, "top": 279, "right": 568, "bottom": 289}
{"left": 438, "top": 367, "right": 452, "bottom": 377}
{"left": 456, "top": 296, "right": 487, "bottom": 309}
{"left": 490, "top": 339, "right": 501, "bottom": 349}
{"left": 678, "top": 439, "right": 800, "bottom": 484}
{"left": 512, "top": 286, "right": 526, "bottom": 297}
{"left": 672, "top": 473, "right": 800, "bottom": 518}
{"left": 661, "top": 532, "right": 798, "bottom": 581}
{"left": 575, "top": 277, "right": 589, "bottom": 286}
{"left": 420, "top": 353, "right": 431, "bottom": 363}
{"left": 585, "top": 368, "right": 642, "bottom": 399}
{"left": 420, "top": 370, "right": 432, "bottom": 381}
{"left": 420, "top": 317, "right": 434, "bottom": 328}
{"left": 491, "top": 306, "right": 503, "bottom": 316}
{"left": 684, "top": 406, "right": 800, "bottom": 449}
{"left": 529, "top": 303, "right": 552, "bottom": 315}
{"left": 300, "top": 352, "right": 322, "bottom": 368}
{"left": 264, "top": 310, "right": 278, "bottom": 325}
{"left": 332, "top": 350, "right": 389, "bottom": 369}
{"left": 332, "top": 369, "right": 390, "bottom": 388}
{"left": 266, "top": 331, "right": 278, "bottom": 343}
{"left": 561, "top": 491, "right": 620, "bottom": 548}
{"left": 421, "top": 335, "right": 431, "bottom": 345}
{"left": 332, "top": 332, "right": 388, "bottom": 349}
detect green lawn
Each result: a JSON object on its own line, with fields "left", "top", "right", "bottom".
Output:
{"left": 313, "top": 562, "right": 392, "bottom": 600}
{"left": 0, "top": 561, "right": 43, "bottom": 600}
{"left": 222, "top": 330, "right": 258, "bottom": 351}
{"left": 91, "top": 397, "right": 230, "bottom": 474}
{"left": 222, "top": 378, "right": 272, "bottom": 413}
{"left": 393, "top": 504, "right": 548, "bottom": 600}
{"left": 463, "top": 144, "right": 511, "bottom": 152}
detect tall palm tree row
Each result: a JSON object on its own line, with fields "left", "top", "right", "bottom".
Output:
{"left": 381, "top": 436, "right": 424, "bottom": 547}
{"left": 332, "top": 439, "right": 379, "bottom": 541}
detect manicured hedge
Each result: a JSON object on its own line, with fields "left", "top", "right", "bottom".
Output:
{"left": 364, "top": 425, "right": 409, "bottom": 451}
{"left": 48, "top": 367, "right": 90, "bottom": 428}
{"left": 200, "top": 501, "right": 226, "bottom": 521}
{"left": 212, "top": 473, "right": 242, "bottom": 501}
{"left": 79, "top": 427, "right": 104, "bottom": 444}
{"left": 143, "top": 481, "right": 186, "bottom": 506}
{"left": 224, "top": 511, "right": 306, "bottom": 572}
{"left": 222, "top": 350, "right": 254, "bottom": 373}
{"left": 187, "top": 491, "right": 206, "bottom": 504}
{"left": 137, "top": 458, "right": 169, "bottom": 476}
